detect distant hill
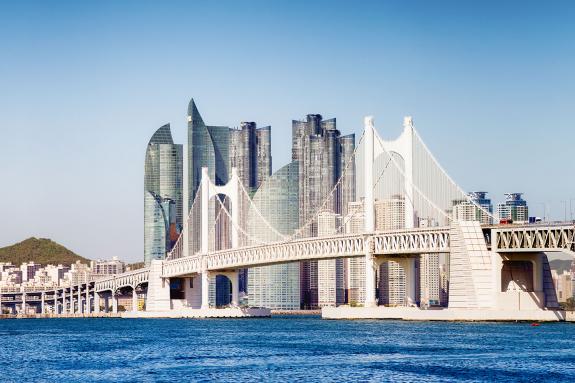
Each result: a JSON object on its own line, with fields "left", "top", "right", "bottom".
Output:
{"left": 0, "top": 237, "right": 89, "bottom": 267}
{"left": 549, "top": 259, "right": 573, "bottom": 274}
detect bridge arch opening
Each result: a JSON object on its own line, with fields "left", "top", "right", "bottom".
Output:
{"left": 214, "top": 275, "right": 232, "bottom": 307}
{"left": 501, "top": 260, "right": 534, "bottom": 292}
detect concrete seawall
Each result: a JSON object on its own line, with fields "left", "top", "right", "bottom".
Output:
{"left": 322, "top": 307, "right": 568, "bottom": 322}
{"left": 0, "top": 313, "right": 121, "bottom": 319}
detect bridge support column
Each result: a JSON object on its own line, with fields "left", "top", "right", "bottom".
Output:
{"left": 132, "top": 288, "right": 138, "bottom": 312}
{"left": 229, "top": 168, "right": 240, "bottom": 249}
{"left": 229, "top": 271, "right": 239, "bottom": 307}
{"left": 69, "top": 288, "right": 74, "bottom": 314}
{"left": 397, "top": 258, "right": 417, "bottom": 307}
{"left": 94, "top": 292, "right": 100, "bottom": 314}
{"left": 146, "top": 259, "right": 171, "bottom": 312}
{"left": 201, "top": 167, "right": 210, "bottom": 255}
{"left": 77, "top": 286, "right": 82, "bottom": 314}
{"left": 85, "top": 284, "right": 90, "bottom": 314}
{"left": 41, "top": 292, "right": 45, "bottom": 314}
{"left": 112, "top": 293, "right": 118, "bottom": 314}
{"left": 402, "top": 117, "right": 414, "bottom": 229}
{"left": 201, "top": 271, "right": 210, "bottom": 309}
{"left": 21, "top": 293, "right": 26, "bottom": 315}
{"left": 363, "top": 117, "right": 377, "bottom": 308}
{"left": 364, "top": 238, "right": 378, "bottom": 308}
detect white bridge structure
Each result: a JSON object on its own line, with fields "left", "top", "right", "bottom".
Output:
{"left": 4, "top": 117, "right": 574, "bottom": 320}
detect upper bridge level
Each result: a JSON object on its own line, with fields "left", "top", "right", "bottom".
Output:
{"left": 7, "top": 222, "right": 572, "bottom": 299}
{"left": 162, "top": 227, "right": 451, "bottom": 277}
{"left": 487, "top": 223, "right": 575, "bottom": 253}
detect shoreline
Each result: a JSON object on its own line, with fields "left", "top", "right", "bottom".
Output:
{"left": 271, "top": 310, "right": 321, "bottom": 316}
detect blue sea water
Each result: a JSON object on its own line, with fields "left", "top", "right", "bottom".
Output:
{"left": 0, "top": 316, "right": 574, "bottom": 382}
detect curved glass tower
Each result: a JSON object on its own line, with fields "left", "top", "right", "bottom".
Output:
{"left": 247, "top": 161, "right": 300, "bottom": 310}
{"left": 144, "top": 124, "right": 183, "bottom": 265}
{"left": 187, "top": 99, "right": 230, "bottom": 203}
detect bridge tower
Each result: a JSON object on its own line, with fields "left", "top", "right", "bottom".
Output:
{"left": 363, "top": 116, "right": 378, "bottom": 307}
{"left": 199, "top": 166, "right": 241, "bottom": 309}
{"left": 375, "top": 116, "right": 415, "bottom": 229}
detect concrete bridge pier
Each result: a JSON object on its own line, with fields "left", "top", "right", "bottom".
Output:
{"left": 231, "top": 272, "right": 239, "bottom": 306}
{"left": 77, "top": 286, "right": 82, "bottom": 314}
{"left": 21, "top": 293, "right": 26, "bottom": 315}
{"left": 364, "top": 247, "right": 378, "bottom": 308}
{"left": 146, "top": 259, "right": 171, "bottom": 311}
{"left": 94, "top": 292, "right": 101, "bottom": 313}
{"left": 131, "top": 287, "right": 138, "bottom": 312}
{"left": 395, "top": 257, "right": 418, "bottom": 307}
{"left": 201, "top": 271, "right": 210, "bottom": 309}
{"left": 85, "top": 284, "right": 90, "bottom": 314}
{"left": 111, "top": 292, "right": 118, "bottom": 313}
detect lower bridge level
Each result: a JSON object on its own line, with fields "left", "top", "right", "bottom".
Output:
{"left": 1, "top": 221, "right": 573, "bottom": 320}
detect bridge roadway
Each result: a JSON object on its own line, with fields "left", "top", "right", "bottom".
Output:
{"left": 92, "top": 222, "right": 574, "bottom": 292}
{"left": 1, "top": 222, "right": 573, "bottom": 316}
{"left": 163, "top": 227, "right": 450, "bottom": 278}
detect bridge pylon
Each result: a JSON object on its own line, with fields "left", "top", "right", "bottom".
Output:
{"left": 198, "top": 166, "right": 241, "bottom": 308}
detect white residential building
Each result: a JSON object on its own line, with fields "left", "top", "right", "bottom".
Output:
{"left": 317, "top": 211, "right": 344, "bottom": 307}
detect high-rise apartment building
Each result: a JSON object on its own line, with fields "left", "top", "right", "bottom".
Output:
{"left": 144, "top": 124, "right": 183, "bottom": 265}
{"left": 316, "top": 211, "right": 345, "bottom": 307}
{"left": 247, "top": 162, "right": 300, "bottom": 310}
{"left": 91, "top": 257, "right": 126, "bottom": 275}
{"left": 551, "top": 270, "right": 573, "bottom": 303}
{"left": 497, "top": 193, "right": 529, "bottom": 223}
{"left": 452, "top": 191, "right": 493, "bottom": 225}
{"left": 229, "top": 122, "right": 272, "bottom": 193}
{"left": 374, "top": 196, "right": 411, "bottom": 306}
{"left": 20, "top": 262, "right": 42, "bottom": 282}
{"left": 229, "top": 121, "right": 273, "bottom": 294}
{"left": 292, "top": 114, "right": 355, "bottom": 308}
{"left": 187, "top": 99, "right": 272, "bottom": 303}
{"left": 345, "top": 201, "right": 365, "bottom": 305}
{"left": 188, "top": 99, "right": 230, "bottom": 202}
{"left": 439, "top": 263, "right": 449, "bottom": 306}
{"left": 420, "top": 254, "right": 440, "bottom": 307}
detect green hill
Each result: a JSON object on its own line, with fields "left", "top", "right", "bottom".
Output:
{"left": 0, "top": 237, "right": 89, "bottom": 266}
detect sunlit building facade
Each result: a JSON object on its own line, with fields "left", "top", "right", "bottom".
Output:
{"left": 292, "top": 114, "right": 355, "bottom": 308}
{"left": 188, "top": 100, "right": 273, "bottom": 298}
{"left": 497, "top": 193, "right": 529, "bottom": 223}
{"left": 452, "top": 191, "right": 493, "bottom": 225}
{"left": 247, "top": 162, "right": 300, "bottom": 310}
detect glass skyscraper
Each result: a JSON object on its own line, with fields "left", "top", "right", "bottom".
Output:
{"left": 247, "top": 162, "right": 300, "bottom": 310}
{"left": 292, "top": 114, "right": 355, "bottom": 308}
{"left": 187, "top": 99, "right": 272, "bottom": 303}
{"left": 188, "top": 99, "right": 230, "bottom": 201}
{"left": 144, "top": 124, "right": 183, "bottom": 265}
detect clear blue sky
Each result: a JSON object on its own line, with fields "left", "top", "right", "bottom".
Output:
{"left": 0, "top": 1, "right": 573, "bottom": 262}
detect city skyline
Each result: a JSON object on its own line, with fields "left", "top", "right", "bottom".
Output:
{"left": 1, "top": 1, "right": 574, "bottom": 262}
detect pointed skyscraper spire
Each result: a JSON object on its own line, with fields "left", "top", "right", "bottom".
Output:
{"left": 148, "top": 123, "right": 174, "bottom": 145}
{"left": 187, "top": 98, "right": 204, "bottom": 125}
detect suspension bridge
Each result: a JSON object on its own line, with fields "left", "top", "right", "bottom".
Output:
{"left": 3, "top": 116, "right": 574, "bottom": 320}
